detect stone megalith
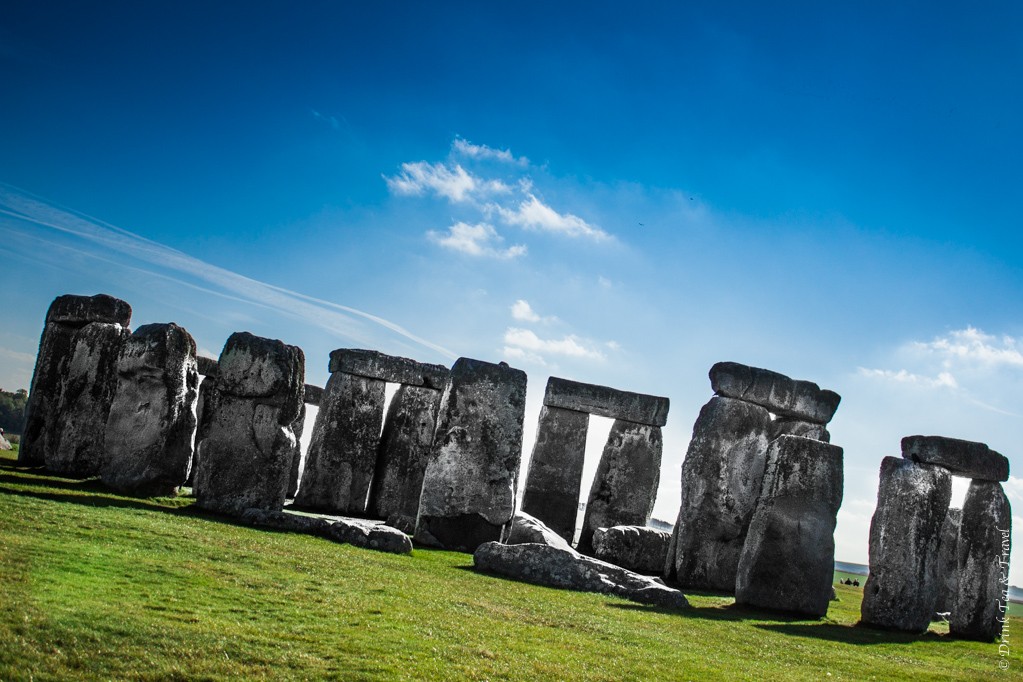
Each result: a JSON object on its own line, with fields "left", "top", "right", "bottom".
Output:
{"left": 933, "top": 508, "right": 962, "bottom": 618}
{"left": 578, "top": 419, "right": 663, "bottom": 553}
{"left": 520, "top": 405, "right": 590, "bottom": 542}
{"left": 860, "top": 457, "right": 952, "bottom": 633}
{"left": 415, "top": 357, "right": 527, "bottom": 552}
{"left": 709, "top": 361, "right": 841, "bottom": 424}
{"left": 46, "top": 322, "right": 131, "bottom": 476}
{"left": 592, "top": 525, "right": 672, "bottom": 575}
{"left": 666, "top": 396, "right": 772, "bottom": 591}
{"left": 20, "top": 294, "right": 132, "bottom": 466}
{"left": 770, "top": 417, "right": 830, "bottom": 443}
{"left": 735, "top": 435, "right": 844, "bottom": 617}
{"left": 902, "top": 435, "right": 1009, "bottom": 483}
{"left": 952, "top": 481, "right": 1012, "bottom": 641}
{"left": 193, "top": 332, "right": 304, "bottom": 515}
{"left": 101, "top": 323, "right": 199, "bottom": 496}
{"left": 368, "top": 383, "right": 444, "bottom": 532}
{"left": 285, "top": 400, "right": 307, "bottom": 498}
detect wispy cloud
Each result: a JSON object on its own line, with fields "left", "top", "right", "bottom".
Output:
{"left": 503, "top": 327, "right": 605, "bottom": 362}
{"left": 452, "top": 138, "right": 528, "bottom": 166}
{"left": 857, "top": 367, "right": 958, "bottom": 389}
{"left": 510, "top": 299, "right": 556, "bottom": 323}
{"left": 384, "top": 162, "right": 510, "bottom": 204}
{"left": 492, "top": 194, "right": 609, "bottom": 241}
{"left": 914, "top": 327, "right": 1023, "bottom": 369}
{"left": 311, "top": 109, "right": 341, "bottom": 130}
{"left": 0, "top": 346, "right": 35, "bottom": 366}
{"left": 427, "top": 222, "right": 526, "bottom": 259}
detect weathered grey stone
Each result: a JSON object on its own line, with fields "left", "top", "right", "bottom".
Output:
{"left": 520, "top": 405, "right": 590, "bottom": 542}
{"left": 20, "top": 294, "right": 132, "bottom": 466}
{"left": 303, "top": 384, "right": 324, "bottom": 407}
{"left": 735, "top": 436, "right": 844, "bottom": 617}
{"left": 328, "top": 348, "right": 449, "bottom": 389}
{"left": 367, "top": 384, "right": 443, "bottom": 528}
{"left": 285, "top": 400, "right": 306, "bottom": 498}
{"left": 506, "top": 511, "right": 574, "bottom": 552}
{"left": 933, "top": 508, "right": 962, "bottom": 618}
{"left": 47, "top": 322, "right": 131, "bottom": 476}
{"left": 543, "top": 377, "right": 669, "bottom": 427}
{"left": 187, "top": 376, "right": 216, "bottom": 488}
{"left": 902, "top": 435, "right": 1009, "bottom": 483}
{"left": 101, "top": 323, "right": 199, "bottom": 496}
{"left": 579, "top": 420, "right": 662, "bottom": 553}
{"left": 327, "top": 517, "right": 414, "bottom": 555}
{"left": 666, "top": 396, "right": 772, "bottom": 591}
{"left": 860, "top": 457, "right": 952, "bottom": 633}
{"left": 195, "top": 355, "right": 219, "bottom": 377}
{"left": 294, "top": 372, "right": 385, "bottom": 515}
{"left": 952, "top": 481, "right": 1012, "bottom": 641}
{"left": 240, "top": 507, "right": 333, "bottom": 535}
{"left": 770, "top": 417, "right": 830, "bottom": 443}
{"left": 592, "top": 525, "right": 672, "bottom": 575}
{"left": 194, "top": 332, "right": 304, "bottom": 515}
{"left": 474, "top": 541, "right": 689, "bottom": 609}
{"left": 415, "top": 358, "right": 526, "bottom": 552}
{"left": 709, "top": 361, "right": 841, "bottom": 424}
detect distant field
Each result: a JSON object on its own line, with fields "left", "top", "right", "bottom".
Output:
{"left": 1, "top": 450, "right": 1017, "bottom": 681}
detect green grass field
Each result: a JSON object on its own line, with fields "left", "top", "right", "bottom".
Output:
{"left": 0, "top": 450, "right": 1016, "bottom": 681}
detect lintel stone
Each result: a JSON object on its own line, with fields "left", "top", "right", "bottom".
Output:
{"left": 709, "top": 361, "right": 840, "bottom": 424}
{"left": 328, "top": 348, "right": 449, "bottom": 389}
{"left": 543, "top": 377, "right": 669, "bottom": 426}
{"left": 902, "top": 435, "right": 1009, "bottom": 483}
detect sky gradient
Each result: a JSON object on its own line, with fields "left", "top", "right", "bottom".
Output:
{"left": 2, "top": 2, "right": 1021, "bottom": 582}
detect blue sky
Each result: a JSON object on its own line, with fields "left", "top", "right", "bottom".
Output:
{"left": 2, "top": 2, "right": 1021, "bottom": 582}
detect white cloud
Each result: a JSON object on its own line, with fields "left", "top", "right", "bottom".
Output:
{"left": 914, "top": 327, "right": 1023, "bottom": 369}
{"left": 501, "top": 346, "right": 547, "bottom": 366}
{"left": 857, "top": 367, "right": 958, "bottom": 389}
{"left": 384, "top": 162, "right": 511, "bottom": 204}
{"left": 503, "top": 327, "right": 605, "bottom": 362}
{"left": 605, "top": 340, "right": 622, "bottom": 351}
{"left": 427, "top": 222, "right": 526, "bottom": 259}
{"left": 1004, "top": 476, "right": 1023, "bottom": 504}
{"left": 493, "top": 194, "right": 609, "bottom": 241}
{"left": 452, "top": 138, "right": 528, "bottom": 166}
{"left": 511, "top": 299, "right": 541, "bottom": 322}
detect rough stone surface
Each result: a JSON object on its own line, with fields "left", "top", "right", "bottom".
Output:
{"left": 543, "top": 377, "right": 669, "bottom": 427}
{"left": 20, "top": 294, "right": 132, "bottom": 466}
{"left": 709, "top": 361, "right": 841, "bottom": 424}
{"left": 579, "top": 420, "right": 662, "bottom": 553}
{"left": 303, "top": 384, "right": 324, "bottom": 406}
{"left": 666, "top": 396, "right": 772, "bottom": 591}
{"left": 196, "top": 355, "right": 219, "bottom": 377}
{"left": 860, "top": 457, "right": 952, "bottom": 633}
{"left": 294, "top": 372, "right": 386, "bottom": 514}
{"left": 735, "top": 436, "right": 844, "bottom": 617}
{"left": 285, "top": 400, "right": 307, "bottom": 498}
{"left": 328, "top": 348, "right": 449, "bottom": 389}
{"left": 506, "top": 511, "right": 575, "bottom": 552}
{"left": 194, "top": 332, "right": 304, "bottom": 515}
{"left": 902, "top": 435, "right": 1010, "bottom": 483}
{"left": 101, "top": 323, "right": 198, "bottom": 496}
{"left": 415, "top": 358, "right": 527, "bottom": 552}
{"left": 240, "top": 507, "right": 333, "bottom": 535}
{"left": 187, "top": 376, "right": 215, "bottom": 488}
{"left": 520, "top": 405, "right": 590, "bottom": 542}
{"left": 952, "top": 481, "right": 1012, "bottom": 641}
{"left": 933, "top": 508, "right": 962, "bottom": 618}
{"left": 474, "top": 541, "right": 689, "bottom": 609}
{"left": 592, "top": 525, "right": 672, "bottom": 575}
{"left": 367, "top": 384, "right": 443, "bottom": 528}
{"left": 770, "top": 417, "right": 830, "bottom": 443}
{"left": 46, "top": 322, "right": 130, "bottom": 476}
{"left": 327, "top": 516, "right": 413, "bottom": 555}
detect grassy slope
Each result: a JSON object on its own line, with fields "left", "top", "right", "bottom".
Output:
{"left": 0, "top": 452, "right": 1015, "bottom": 681}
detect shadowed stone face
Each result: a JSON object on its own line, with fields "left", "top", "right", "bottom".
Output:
{"left": 709, "top": 361, "right": 840, "bottom": 424}
{"left": 902, "top": 435, "right": 1009, "bottom": 483}
{"left": 933, "top": 508, "right": 962, "bottom": 617}
{"left": 860, "top": 457, "right": 952, "bottom": 633}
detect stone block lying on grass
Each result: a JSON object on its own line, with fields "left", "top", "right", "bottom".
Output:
{"left": 239, "top": 508, "right": 412, "bottom": 555}
{"left": 505, "top": 511, "right": 574, "bottom": 552}
{"left": 473, "top": 541, "right": 689, "bottom": 609}
{"left": 592, "top": 525, "right": 671, "bottom": 575}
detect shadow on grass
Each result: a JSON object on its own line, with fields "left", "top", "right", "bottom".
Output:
{"left": 753, "top": 621, "right": 949, "bottom": 645}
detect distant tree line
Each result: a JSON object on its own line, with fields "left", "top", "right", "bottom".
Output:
{"left": 0, "top": 388, "right": 28, "bottom": 434}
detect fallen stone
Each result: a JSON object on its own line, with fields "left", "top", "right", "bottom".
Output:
{"left": 543, "top": 377, "right": 669, "bottom": 427}
{"left": 770, "top": 417, "right": 830, "bottom": 443}
{"left": 46, "top": 322, "right": 130, "bottom": 477}
{"left": 579, "top": 420, "right": 662, "bottom": 553}
{"left": 194, "top": 332, "right": 304, "bottom": 515}
{"left": 327, "top": 517, "right": 413, "bottom": 555}
{"left": 933, "top": 508, "right": 962, "bottom": 618}
{"left": 902, "top": 435, "right": 1009, "bottom": 483}
{"left": 506, "top": 511, "right": 574, "bottom": 552}
{"left": 328, "top": 348, "right": 449, "bottom": 389}
{"left": 592, "top": 525, "right": 672, "bottom": 575}
{"left": 367, "top": 384, "right": 443, "bottom": 528}
{"left": 860, "top": 457, "right": 952, "bottom": 633}
{"left": 294, "top": 372, "right": 386, "bottom": 515}
{"left": 709, "top": 361, "right": 841, "bottom": 424}
{"left": 474, "top": 541, "right": 689, "bottom": 609}
{"left": 101, "top": 323, "right": 199, "bottom": 496}
{"left": 666, "top": 396, "right": 772, "bottom": 591}
{"left": 416, "top": 358, "right": 526, "bottom": 552}
{"left": 240, "top": 507, "right": 333, "bottom": 535}
{"left": 520, "top": 405, "right": 590, "bottom": 542}
{"left": 952, "top": 481, "right": 1012, "bottom": 641}
{"left": 735, "top": 436, "right": 844, "bottom": 617}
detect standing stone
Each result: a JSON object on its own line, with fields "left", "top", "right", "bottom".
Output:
{"left": 520, "top": 405, "right": 590, "bottom": 543}
{"left": 860, "top": 457, "right": 952, "bottom": 633}
{"left": 592, "top": 525, "right": 672, "bottom": 575}
{"left": 294, "top": 372, "right": 386, "bottom": 514}
{"left": 579, "top": 419, "right": 662, "bottom": 553}
{"left": 101, "top": 323, "right": 199, "bottom": 496}
{"left": 45, "top": 322, "right": 131, "bottom": 476}
{"left": 709, "top": 361, "right": 841, "bottom": 424}
{"left": 20, "top": 294, "right": 131, "bottom": 466}
{"left": 666, "top": 396, "right": 772, "bottom": 591}
{"left": 902, "top": 435, "right": 1009, "bottom": 483}
{"left": 933, "top": 508, "right": 962, "bottom": 618}
{"left": 367, "top": 384, "right": 443, "bottom": 532}
{"left": 286, "top": 401, "right": 307, "bottom": 498}
{"left": 194, "top": 332, "right": 304, "bottom": 515}
{"left": 415, "top": 358, "right": 527, "bottom": 552}
{"left": 952, "top": 481, "right": 1012, "bottom": 641}
{"left": 735, "top": 436, "right": 844, "bottom": 617}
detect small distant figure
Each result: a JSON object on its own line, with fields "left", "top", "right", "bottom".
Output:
{"left": 844, "top": 578, "right": 852, "bottom": 585}
{"left": 852, "top": 579, "right": 860, "bottom": 587}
